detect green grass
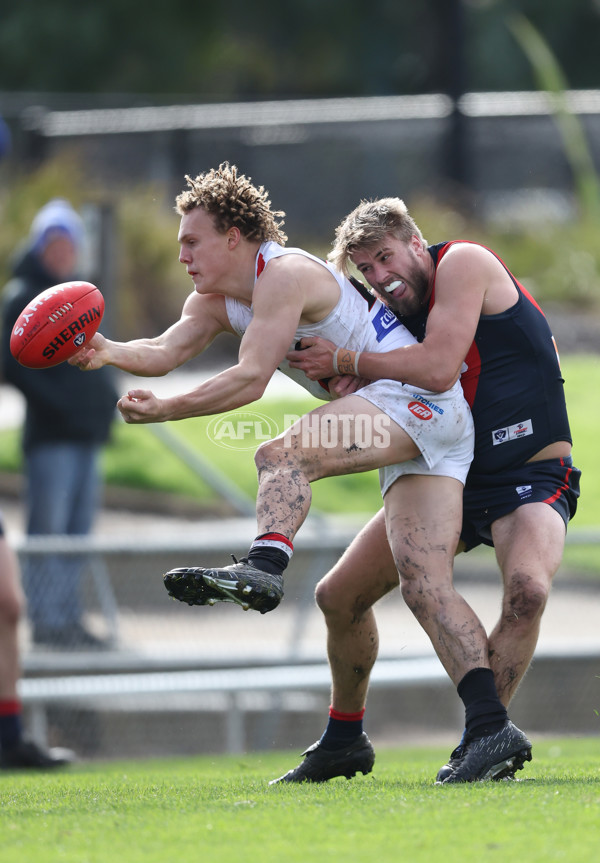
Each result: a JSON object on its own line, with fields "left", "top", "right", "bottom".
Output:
{"left": 0, "top": 738, "right": 599, "bottom": 863}
{"left": 562, "top": 354, "right": 600, "bottom": 523}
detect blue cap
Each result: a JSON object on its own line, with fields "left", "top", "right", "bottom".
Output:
{"left": 29, "top": 198, "right": 84, "bottom": 254}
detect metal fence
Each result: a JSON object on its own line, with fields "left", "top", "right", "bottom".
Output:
{"left": 16, "top": 519, "right": 439, "bottom": 758}
{"left": 14, "top": 523, "right": 600, "bottom": 760}
{"left": 10, "top": 90, "right": 600, "bottom": 238}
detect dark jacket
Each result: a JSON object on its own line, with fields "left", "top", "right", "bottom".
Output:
{"left": 1, "top": 248, "right": 118, "bottom": 453}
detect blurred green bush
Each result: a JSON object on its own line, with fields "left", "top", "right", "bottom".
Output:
{"left": 410, "top": 195, "right": 600, "bottom": 310}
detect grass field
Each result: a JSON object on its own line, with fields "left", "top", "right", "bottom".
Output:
{"left": 1, "top": 738, "right": 599, "bottom": 863}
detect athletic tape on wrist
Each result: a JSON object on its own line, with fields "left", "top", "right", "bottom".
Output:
{"left": 332, "top": 347, "right": 340, "bottom": 376}
{"left": 336, "top": 349, "right": 360, "bottom": 376}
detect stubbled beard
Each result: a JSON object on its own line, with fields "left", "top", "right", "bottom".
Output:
{"left": 378, "top": 266, "right": 430, "bottom": 317}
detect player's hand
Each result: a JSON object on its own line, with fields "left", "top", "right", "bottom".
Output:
{"left": 286, "top": 336, "right": 337, "bottom": 380}
{"left": 329, "top": 375, "right": 371, "bottom": 398}
{"left": 68, "top": 332, "right": 109, "bottom": 370}
{"left": 117, "top": 389, "right": 166, "bottom": 423}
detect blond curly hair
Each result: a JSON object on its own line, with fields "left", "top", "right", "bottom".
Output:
{"left": 329, "top": 197, "right": 425, "bottom": 276}
{"left": 175, "top": 162, "right": 287, "bottom": 244}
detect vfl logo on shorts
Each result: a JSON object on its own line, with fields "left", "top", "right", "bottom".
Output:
{"left": 371, "top": 305, "right": 402, "bottom": 343}
{"left": 408, "top": 401, "right": 433, "bottom": 420}
{"left": 516, "top": 485, "right": 533, "bottom": 499}
{"left": 492, "top": 419, "right": 533, "bottom": 446}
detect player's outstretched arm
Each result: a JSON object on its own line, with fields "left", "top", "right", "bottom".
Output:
{"left": 116, "top": 320, "right": 292, "bottom": 423}
{"left": 70, "top": 292, "right": 230, "bottom": 377}
{"left": 117, "top": 258, "right": 309, "bottom": 423}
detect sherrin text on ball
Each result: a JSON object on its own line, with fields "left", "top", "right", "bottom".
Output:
{"left": 10, "top": 281, "right": 104, "bottom": 369}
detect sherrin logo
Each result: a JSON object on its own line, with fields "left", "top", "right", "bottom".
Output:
{"left": 408, "top": 401, "right": 433, "bottom": 420}
{"left": 41, "top": 305, "right": 103, "bottom": 359}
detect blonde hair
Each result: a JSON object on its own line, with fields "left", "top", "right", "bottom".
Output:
{"left": 175, "top": 162, "right": 287, "bottom": 243}
{"left": 330, "top": 197, "right": 425, "bottom": 275}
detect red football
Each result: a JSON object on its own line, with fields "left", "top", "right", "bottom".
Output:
{"left": 10, "top": 281, "right": 104, "bottom": 369}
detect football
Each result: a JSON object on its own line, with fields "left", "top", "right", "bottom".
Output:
{"left": 10, "top": 281, "right": 104, "bottom": 369}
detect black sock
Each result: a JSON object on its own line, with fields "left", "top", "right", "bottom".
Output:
{"left": 247, "top": 547, "right": 289, "bottom": 574}
{"left": 247, "top": 533, "right": 293, "bottom": 575}
{"left": 457, "top": 667, "right": 508, "bottom": 740}
{"left": 319, "top": 708, "right": 365, "bottom": 751}
{"left": 0, "top": 701, "right": 23, "bottom": 750}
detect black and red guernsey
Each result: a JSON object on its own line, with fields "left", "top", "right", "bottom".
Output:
{"left": 396, "top": 241, "right": 572, "bottom": 476}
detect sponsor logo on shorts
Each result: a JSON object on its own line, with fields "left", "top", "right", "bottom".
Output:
{"left": 408, "top": 401, "right": 433, "bottom": 420}
{"left": 371, "top": 305, "right": 402, "bottom": 343}
{"left": 409, "top": 393, "right": 444, "bottom": 416}
{"left": 492, "top": 419, "right": 533, "bottom": 446}
{"left": 516, "top": 485, "right": 533, "bottom": 499}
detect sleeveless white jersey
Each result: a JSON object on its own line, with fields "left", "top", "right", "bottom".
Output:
{"left": 225, "top": 242, "right": 474, "bottom": 481}
{"left": 225, "top": 241, "right": 414, "bottom": 401}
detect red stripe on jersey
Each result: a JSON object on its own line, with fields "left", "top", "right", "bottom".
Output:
{"left": 431, "top": 243, "right": 482, "bottom": 408}
{"left": 515, "top": 280, "right": 544, "bottom": 315}
{"left": 256, "top": 252, "right": 266, "bottom": 278}
{"left": 460, "top": 341, "right": 482, "bottom": 409}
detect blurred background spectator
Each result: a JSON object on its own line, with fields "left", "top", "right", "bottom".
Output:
{"left": 1, "top": 199, "right": 117, "bottom": 650}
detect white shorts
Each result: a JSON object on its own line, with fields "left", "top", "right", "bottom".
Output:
{"left": 353, "top": 379, "right": 474, "bottom": 495}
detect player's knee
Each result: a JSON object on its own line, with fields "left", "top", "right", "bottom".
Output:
{"left": 504, "top": 572, "right": 549, "bottom": 624}
{"left": 396, "top": 559, "right": 424, "bottom": 601}
{"left": 255, "top": 432, "right": 322, "bottom": 482}
{"left": 254, "top": 436, "right": 287, "bottom": 473}
{"left": 399, "top": 565, "right": 453, "bottom": 619}
{"left": 315, "top": 573, "right": 362, "bottom": 620}
{"left": 399, "top": 576, "right": 430, "bottom": 617}
{"left": 315, "top": 575, "right": 343, "bottom": 616}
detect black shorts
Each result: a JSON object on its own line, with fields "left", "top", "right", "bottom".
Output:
{"left": 461, "top": 456, "right": 581, "bottom": 551}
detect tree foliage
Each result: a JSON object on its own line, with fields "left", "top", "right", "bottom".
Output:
{"left": 1, "top": 1, "right": 599, "bottom": 100}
